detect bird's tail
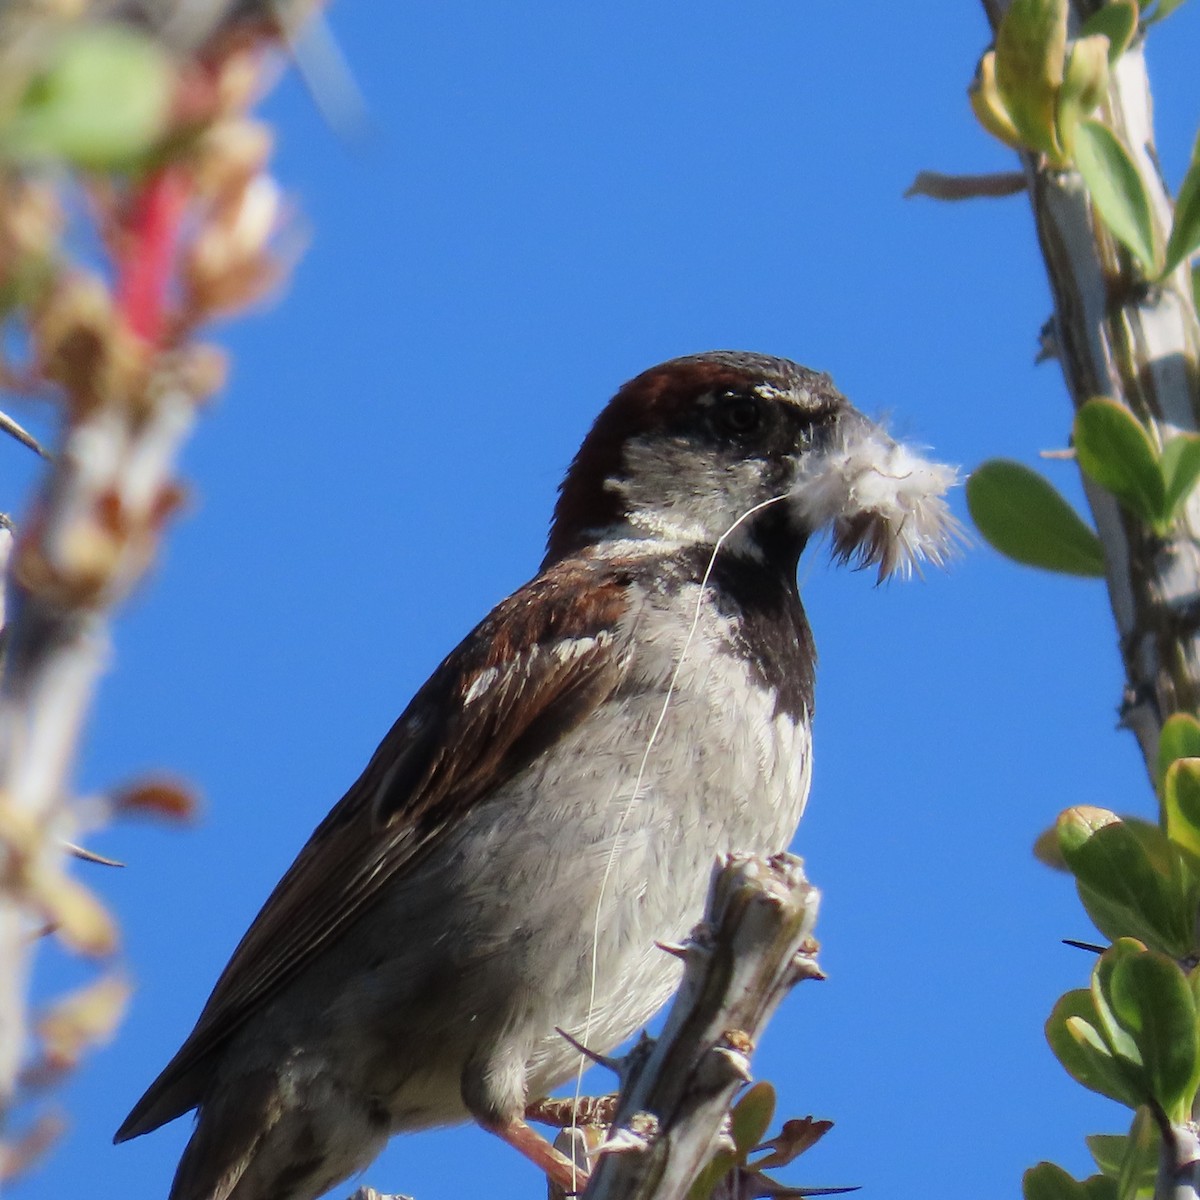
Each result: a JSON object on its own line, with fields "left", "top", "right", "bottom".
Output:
{"left": 166, "top": 1070, "right": 279, "bottom": 1200}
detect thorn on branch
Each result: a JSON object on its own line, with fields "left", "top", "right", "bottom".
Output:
{"left": 554, "top": 1026, "right": 623, "bottom": 1074}
{"left": 655, "top": 939, "right": 690, "bottom": 960}
{"left": 1035, "top": 320, "right": 1059, "bottom": 363}
{"left": 63, "top": 842, "right": 125, "bottom": 868}
{"left": 0, "top": 410, "right": 50, "bottom": 459}
{"left": 698, "top": 1045, "right": 753, "bottom": 1088}
{"left": 741, "top": 1178, "right": 860, "bottom": 1198}
{"left": 786, "top": 950, "right": 825, "bottom": 986}
{"left": 597, "top": 1123, "right": 655, "bottom": 1157}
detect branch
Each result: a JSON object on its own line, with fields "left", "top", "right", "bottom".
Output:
{"left": 582, "top": 852, "right": 822, "bottom": 1200}
{"left": 980, "top": 0, "right": 1200, "bottom": 774}
{"left": 0, "top": 1, "right": 322, "bottom": 1174}
{"left": 1158, "top": 1118, "right": 1200, "bottom": 1200}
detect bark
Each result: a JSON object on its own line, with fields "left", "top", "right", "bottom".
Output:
{"left": 582, "top": 853, "right": 822, "bottom": 1200}
{"left": 0, "top": 379, "right": 198, "bottom": 1117}
{"left": 979, "top": 0, "right": 1200, "bottom": 773}
{"left": 1158, "top": 1119, "right": 1200, "bottom": 1200}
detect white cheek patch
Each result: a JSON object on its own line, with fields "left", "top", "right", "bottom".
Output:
{"left": 791, "top": 420, "right": 963, "bottom": 581}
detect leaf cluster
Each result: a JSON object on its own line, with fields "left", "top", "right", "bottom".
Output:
{"left": 971, "top": 0, "right": 1200, "bottom": 284}
{"left": 962, "top": 6, "right": 1200, "bottom": 1197}
{"left": 968, "top": 396, "right": 1200, "bottom": 576}
{"left": 0, "top": 23, "right": 173, "bottom": 172}
{"left": 1016, "top": 719, "right": 1200, "bottom": 1199}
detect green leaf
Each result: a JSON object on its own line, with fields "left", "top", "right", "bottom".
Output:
{"left": 1074, "top": 119, "right": 1160, "bottom": 273}
{"left": 729, "top": 1082, "right": 775, "bottom": 1158}
{"left": 1193, "top": 265, "right": 1200, "bottom": 311}
{"left": 1092, "top": 941, "right": 1148, "bottom": 1071}
{"left": 1047, "top": 988, "right": 1145, "bottom": 1108}
{"left": 1157, "top": 714, "right": 1200, "bottom": 789}
{"left": 1056, "top": 36, "right": 1110, "bottom": 158}
{"left": 967, "top": 459, "right": 1105, "bottom": 576}
{"left": 1087, "top": 1112, "right": 1160, "bottom": 1198}
{"left": 1163, "top": 759, "right": 1200, "bottom": 858}
{"left": 1080, "top": 3, "right": 1140, "bottom": 62}
{"left": 1106, "top": 947, "right": 1200, "bottom": 1121}
{"left": 1074, "top": 399, "right": 1166, "bottom": 529}
{"left": 0, "top": 26, "right": 172, "bottom": 170}
{"left": 1162, "top": 146, "right": 1200, "bottom": 278}
{"left": 1114, "top": 1108, "right": 1160, "bottom": 1200}
{"left": 1058, "top": 808, "right": 1195, "bottom": 957}
{"left": 1159, "top": 434, "right": 1200, "bottom": 522}
{"left": 1034, "top": 822, "right": 1071, "bottom": 870}
{"left": 970, "top": 51, "right": 1024, "bottom": 149}
{"left": 1087, "top": 1134, "right": 1125, "bottom": 1176}
{"left": 1025, "top": 1161, "right": 1117, "bottom": 1200}
{"left": 687, "top": 1148, "right": 736, "bottom": 1200}
{"left": 994, "top": 0, "right": 1069, "bottom": 161}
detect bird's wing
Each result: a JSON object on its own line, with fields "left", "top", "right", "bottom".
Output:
{"left": 116, "top": 557, "right": 633, "bottom": 1140}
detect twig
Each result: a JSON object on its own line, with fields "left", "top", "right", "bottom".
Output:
{"left": 904, "top": 169, "right": 1026, "bottom": 200}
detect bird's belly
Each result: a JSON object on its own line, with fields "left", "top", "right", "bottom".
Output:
{"left": 326, "top": 669, "right": 811, "bottom": 1125}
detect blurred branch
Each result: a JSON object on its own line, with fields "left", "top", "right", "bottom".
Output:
{"left": 0, "top": 0, "right": 323, "bottom": 1178}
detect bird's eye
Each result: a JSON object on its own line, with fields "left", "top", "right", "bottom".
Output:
{"left": 714, "top": 396, "right": 763, "bottom": 437}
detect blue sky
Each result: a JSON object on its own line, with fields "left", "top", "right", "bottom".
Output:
{"left": 10, "top": 4, "right": 1200, "bottom": 1199}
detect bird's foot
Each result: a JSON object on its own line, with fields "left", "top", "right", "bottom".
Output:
{"left": 485, "top": 1116, "right": 591, "bottom": 1194}
{"left": 525, "top": 1093, "right": 619, "bottom": 1128}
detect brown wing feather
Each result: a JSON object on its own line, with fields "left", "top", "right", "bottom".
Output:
{"left": 116, "top": 558, "right": 630, "bottom": 1141}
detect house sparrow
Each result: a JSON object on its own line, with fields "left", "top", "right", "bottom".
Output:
{"left": 115, "top": 351, "right": 958, "bottom": 1200}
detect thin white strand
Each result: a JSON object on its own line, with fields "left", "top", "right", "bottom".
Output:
{"left": 567, "top": 489, "right": 792, "bottom": 1172}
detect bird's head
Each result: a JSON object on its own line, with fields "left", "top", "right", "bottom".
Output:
{"left": 545, "top": 350, "right": 960, "bottom": 579}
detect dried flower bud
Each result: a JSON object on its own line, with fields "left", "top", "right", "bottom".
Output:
{"left": 33, "top": 274, "right": 113, "bottom": 407}
{"left": 38, "top": 973, "right": 131, "bottom": 1070}
{"left": 28, "top": 868, "right": 118, "bottom": 956}
{"left": 0, "top": 178, "right": 63, "bottom": 306}
{"left": 192, "top": 118, "right": 273, "bottom": 200}
{"left": 14, "top": 502, "right": 127, "bottom": 609}
{"left": 33, "top": 274, "right": 146, "bottom": 416}
{"left": 0, "top": 798, "right": 40, "bottom": 865}
{"left": 111, "top": 775, "right": 199, "bottom": 822}
{"left": 0, "top": 1112, "right": 66, "bottom": 1183}
{"left": 214, "top": 45, "right": 267, "bottom": 115}
{"left": 178, "top": 342, "right": 229, "bottom": 403}
{"left": 184, "top": 174, "right": 282, "bottom": 316}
